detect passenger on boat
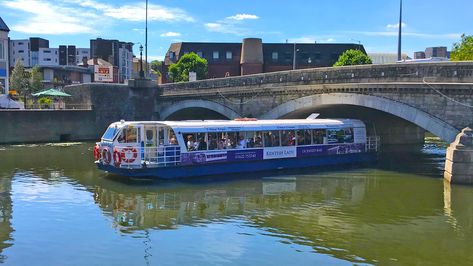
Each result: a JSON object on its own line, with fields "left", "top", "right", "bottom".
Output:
{"left": 186, "top": 135, "right": 195, "bottom": 151}
{"left": 237, "top": 136, "right": 247, "bottom": 149}
{"left": 208, "top": 134, "right": 218, "bottom": 150}
{"left": 197, "top": 137, "right": 207, "bottom": 150}
{"left": 169, "top": 134, "right": 178, "bottom": 145}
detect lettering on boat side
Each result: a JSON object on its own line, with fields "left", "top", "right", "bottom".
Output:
{"left": 263, "top": 147, "right": 297, "bottom": 160}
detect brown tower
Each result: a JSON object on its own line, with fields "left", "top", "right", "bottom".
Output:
{"left": 240, "top": 38, "right": 263, "bottom": 75}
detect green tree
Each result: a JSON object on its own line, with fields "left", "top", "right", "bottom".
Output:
{"left": 150, "top": 60, "right": 162, "bottom": 75}
{"left": 450, "top": 34, "right": 473, "bottom": 61}
{"left": 9, "top": 60, "right": 29, "bottom": 96}
{"left": 168, "top": 52, "right": 208, "bottom": 82}
{"left": 29, "top": 65, "right": 43, "bottom": 94}
{"left": 333, "top": 49, "right": 372, "bottom": 67}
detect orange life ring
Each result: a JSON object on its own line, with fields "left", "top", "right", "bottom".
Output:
{"left": 120, "top": 147, "right": 138, "bottom": 163}
{"left": 93, "top": 145, "right": 101, "bottom": 161}
{"left": 102, "top": 148, "right": 111, "bottom": 165}
{"left": 113, "top": 149, "right": 122, "bottom": 167}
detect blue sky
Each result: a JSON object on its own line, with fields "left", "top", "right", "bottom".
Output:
{"left": 1, "top": 0, "right": 472, "bottom": 60}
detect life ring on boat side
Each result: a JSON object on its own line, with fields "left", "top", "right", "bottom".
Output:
{"left": 113, "top": 149, "right": 122, "bottom": 167}
{"left": 102, "top": 148, "right": 111, "bottom": 165}
{"left": 120, "top": 147, "right": 138, "bottom": 163}
{"left": 93, "top": 145, "right": 101, "bottom": 161}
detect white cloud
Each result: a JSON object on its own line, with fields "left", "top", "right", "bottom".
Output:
{"left": 226, "top": 14, "right": 259, "bottom": 21}
{"left": 386, "top": 22, "right": 407, "bottom": 29}
{"left": 1, "top": 0, "right": 100, "bottom": 34}
{"left": 287, "top": 36, "right": 337, "bottom": 43}
{"left": 204, "top": 14, "right": 259, "bottom": 35}
{"left": 0, "top": 0, "right": 194, "bottom": 35}
{"left": 160, "top": 32, "right": 181, "bottom": 37}
{"left": 104, "top": 4, "right": 194, "bottom": 22}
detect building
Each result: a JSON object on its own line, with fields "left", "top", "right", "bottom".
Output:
{"left": 425, "top": 47, "right": 448, "bottom": 58}
{"left": 162, "top": 38, "right": 366, "bottom": 83}
{"left": 40, "top": 65, "right": 92, "bottom": 89}
{"left": 368, "top": 53, "right": 410, "bottom": 64}
{"left": 414, "top": 46, "right": 449, "bottom": 60}
{"left": 9, "top": 38, "right": 89, "bottom": 68}
{"left": 90, "top": 38, "right": 133, "bottom": 83}
{"left": 0, "top": 17, "right": 9, "bottom": 93}
{"left": 414, "top": 51, "right": 426, "bottom": 59}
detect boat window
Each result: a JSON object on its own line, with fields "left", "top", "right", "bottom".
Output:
{"left": 168, "top": 128, "right": 178, "bottom": 145}
{"left": 263, "top": 131, "right": 280, "bottom": 147}
{"left": 196, "top": 133, "right": 207, "bottom": 150}
{"left": 327, "top": 129, "right": 346, "bottom": 144}
{"left": 158, "top": 127, "right": 165, "bottom": 145}
{"left": 184, "top": 133, "right": 197, "bottom": 151}
{"left": 312, "top": 129, "right": 326, "bottom": 144}
{"left": 144, "top": 127, "right": 157, "bottom": 147}
{"left": 224, "top": 132, "right": 237, "bottom": 149}
{"left": 254, "top": 131, "right": 264, "bottom": 147}
{"left": 281, "top": 130, "right": 296, "bottom": 146}
{"left": 343, "top": 128, "right": 354, "bottom": 143}
{"left": 102, "top": 125, "right": 120, "bottom": 141}
{"left": 208, "top": 132, "right": 219, "bottom": 150}
{"left": 296, "top": 130, "right": 312, "bottom": 146}
{"left": 117, "top": 126, "right": 138, "bottom": 143}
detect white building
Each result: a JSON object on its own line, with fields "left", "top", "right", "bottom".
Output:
{"left": 0, "top": 17, "right": 9, "bottom": 93}
{"left": 368, "top": 53, "right": 410, "bottom": 64}
{"left": 75, "top": 48, "right": 90, "bottom": 65}
{"left": 118, "top": 46, "right": 133, "bottom": 81}
{"left": 38, "top": 48, "right": 59, "bottom": 66}
{"left": 9, "top": 39, "right": 30, "bottom": 67}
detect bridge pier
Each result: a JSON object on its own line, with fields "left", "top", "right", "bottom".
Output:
{"left": 444, "top": 128, "right": 473, "bottom": 184}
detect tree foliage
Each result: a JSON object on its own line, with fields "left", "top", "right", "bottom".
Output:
{"left": 150, "top": 60, "right": 162, "bottom": 75}
{"left": 9, "top": 60, "right": 29, "bottom": 96}
{"left": 333, "top": 49, "right": 372, "bottom": 67}
{"left": 29, "top": 65, "right": 43, "bottom": 94}
{"left": 450, "top": 34, "right": 473, "bottom": 61}
{"left": 168, "top": 53, "right": 208, "bottom": 82}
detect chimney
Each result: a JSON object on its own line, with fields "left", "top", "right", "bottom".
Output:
{"left": 82, "top": 57, "right": 88, "bottom": 67}
{"left": 240, "top": 38, "right": 264, "bottom": 75}
{"left": 93, "top": 57, "right": 98, "bottom": 66}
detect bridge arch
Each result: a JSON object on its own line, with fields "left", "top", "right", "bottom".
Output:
{"left": 260, "top": 93, "right": 458, "bottom": 142}
{"left": 160, "top": 99, "right": 241, "bottom": 120}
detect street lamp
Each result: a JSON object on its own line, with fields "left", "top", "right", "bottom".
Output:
{"left": 139, "top": 44, "right": 144, "bottom": 79}
{"left": 292, "top": 43, "right": 300, "bottom": 70}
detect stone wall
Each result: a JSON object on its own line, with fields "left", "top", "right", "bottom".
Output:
{"left": 0, "top": 110, "right": 97, "bottom": 144}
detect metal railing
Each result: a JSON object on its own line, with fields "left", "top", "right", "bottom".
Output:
{"left": 366, "top": 136, "right": 380, "bottom": 152}
{"left": 23, "top": 103, "right": 92, "bottom": 110}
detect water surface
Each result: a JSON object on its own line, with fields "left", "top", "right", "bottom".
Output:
{"left": 0, "top": 141, "right": 472, "bottom": 265}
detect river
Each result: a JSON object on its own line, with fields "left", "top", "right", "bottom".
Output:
{"left": 0, "top": 140, "right": 472, "bottom": 265}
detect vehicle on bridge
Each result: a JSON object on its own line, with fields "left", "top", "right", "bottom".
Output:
{"left": 94, "top": 117, "right": 379, "bottom": 179}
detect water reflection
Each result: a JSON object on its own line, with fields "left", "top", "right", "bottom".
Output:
{"left": 0, "top": 142, "right": 473, "bottom": 265}
{"left": 0, "top": 178, "right": 13, "bottom": 263}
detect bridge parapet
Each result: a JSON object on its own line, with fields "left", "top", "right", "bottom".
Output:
{"left": 159, "top": 62, "right": 473, "bottom": 94}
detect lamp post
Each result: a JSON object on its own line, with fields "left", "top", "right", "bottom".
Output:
{"left": 145, "top": 0, "right": 148, "bottom": 78}
{"left": 292, "top": 43, "right": 300, "bottom": 70}
{"left": 139, "top": 45, "right": 144, "bottom": 79}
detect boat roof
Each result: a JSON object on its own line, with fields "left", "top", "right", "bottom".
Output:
{"left": 110, "top": 118, "right": 365, "bottom": 132}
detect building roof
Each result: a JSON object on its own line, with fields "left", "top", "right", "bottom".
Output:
{"left": 0, "top": 17, "right": 10, "bottom": 32}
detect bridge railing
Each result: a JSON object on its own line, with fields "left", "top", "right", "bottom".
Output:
{"left": 159, "top": 62, "right": 473, "bottom": 94}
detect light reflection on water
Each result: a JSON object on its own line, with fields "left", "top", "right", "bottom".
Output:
{"left": 0, "top": 141, "right": 472, "bottom": 265}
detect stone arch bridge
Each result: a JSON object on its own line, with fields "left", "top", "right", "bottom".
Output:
{"left": 156, "top": 62, "right": 473, "bottom": 144}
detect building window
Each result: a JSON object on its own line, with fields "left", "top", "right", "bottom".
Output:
{"left": 213, "top": 51, "right": 219, "bottom": 60}
{"left": 45, "top": 58, "right": 51, "bottom": 61}
{"left": 226, "top": 51, "right": 232, "bottom": 60}
{"left": 44, "top": 50, "right": 51, "bottom": 53}
{"left": 197, "top": 51, "right": 203, "bottom": 58}
{"left": 18, "top": 42, "right": 23, "bottom": 45}
{"left": 272, "top": 52, "right": 278, "bottom": 61}
{"left": 169, "top": 51, "right": 175, "bottom": 60}
{"left": 18, "top": 50, "right": 24, "bottom": 53}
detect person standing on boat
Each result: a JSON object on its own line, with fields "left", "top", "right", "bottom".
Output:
{"left": 187, "top": 135, "right": 196, "bottom": 151}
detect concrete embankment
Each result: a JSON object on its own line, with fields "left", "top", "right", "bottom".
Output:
{"left": 0, "top": 110, "right": 98, "bottom": 144}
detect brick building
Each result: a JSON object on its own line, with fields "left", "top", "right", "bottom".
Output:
{"left": 162, "top": 38, "right": 366, "bottom": 83}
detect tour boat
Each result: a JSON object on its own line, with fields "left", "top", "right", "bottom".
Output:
{"left": 94, "top": 116, "right": 379, "bottom": 179}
